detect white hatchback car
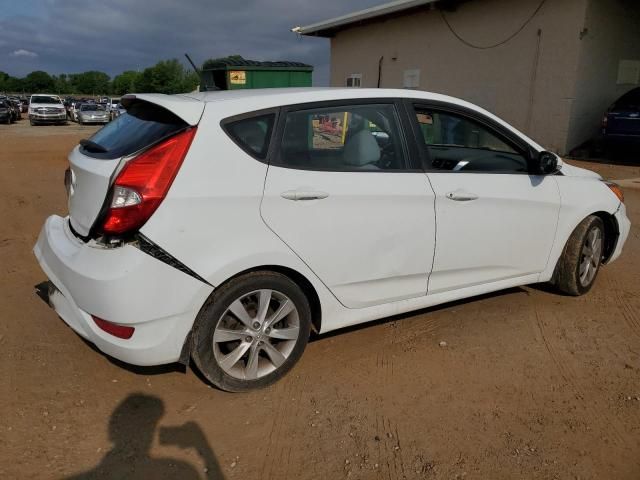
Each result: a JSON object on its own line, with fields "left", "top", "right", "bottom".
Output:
{"left": 34, "top": 88, "right": 630, "bottom": 391}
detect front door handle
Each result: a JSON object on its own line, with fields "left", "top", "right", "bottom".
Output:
{"left": 281, "top": 190, "right": 329, "bottom": 201}
{"left": 446, "top": 190, "right": 479, "bottom": 202}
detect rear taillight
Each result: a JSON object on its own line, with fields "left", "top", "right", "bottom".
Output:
{"left": 99, "top": 127, "right": 197, "bottom": 235}
{"left": 92, "top": 316, "right": 135, "bottom": 339}
{"left": 602, "top": 114, "right": 608, "bottom": 130}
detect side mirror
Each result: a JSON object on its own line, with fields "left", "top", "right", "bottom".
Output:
{"left": 537, "top": 151, "right": 560, "bottom": 175}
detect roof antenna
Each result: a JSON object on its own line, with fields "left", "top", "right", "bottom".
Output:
{"left": 184, "top": 53, "right": 200, "bottom": 75}
{"left": 185, "top": 53, "right": 206, "bottom": 92}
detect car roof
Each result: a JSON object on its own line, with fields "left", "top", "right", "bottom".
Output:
{"left": 128, "top": 88, "right": 478, "bottom": 126}
{"left": 179, "top": 87, "right": 463, "bottom": 105}
{"left": 125, "top": 88, "right": 544, "bottom": 151}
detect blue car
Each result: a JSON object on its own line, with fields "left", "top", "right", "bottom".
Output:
{"left": 603, "top": 87, "right": 640, "bottom": 152}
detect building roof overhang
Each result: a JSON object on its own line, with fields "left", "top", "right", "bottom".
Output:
{"left": 292, "top": 0, "right": 441, "bottom": 37}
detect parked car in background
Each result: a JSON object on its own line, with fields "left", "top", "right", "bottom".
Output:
{"left": 77, "top": 103, "right": 109, "bottom": 124}
{"left": 64, "top": 98, "right": 76, "bottom": 118}
{"left": 0, "top": 98, "right": 13, "bottom": 124}
{"left": 108, "top": 98, "right": 121, "bottom": 119}
{"left": 34, "top": 89, "right": 630, "bottom": 392}
{"left": 2, "top": 96, "right": 21, "bottom": 121}
{"left": 18, "top": 97, "right": 29, "bottom": 113}
{"left": 110, "top": 101, "right": 126, "bottom": 120}
{"left": 70, "top": 101, "right": 83, "bottom": 122}
{"left": 603, "top": 87, "right": 640, "bottom": 152}
{"left": 29, "top": 94, "right": 67, "bottom": 125}
{"left": 8, "top": 97, "right": 22, "bottom": 120}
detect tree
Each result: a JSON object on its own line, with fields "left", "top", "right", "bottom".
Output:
{"left": 24, "top": 71, "right": 55, "bottom": 92}
{"left": 0, "top": 71, "right": 9, "bottom": 91}
{"left": 112, "top": 70, "right": 141, "bottom": 96}
{"left": 134, "top": 59, "right": 198, "bottom": 94}
{"left": 53, "top": 74, "right": 72, "bottom": 94}
{"left": 69, "top": 71, "right": 111, "bottom": 95}
{"left": 4, "top": 76, "right": 24, "bottom": 93}
{"left": 0, "top": 58, "right": 203, "bottom": 96}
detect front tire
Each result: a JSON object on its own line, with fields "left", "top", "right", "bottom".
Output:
{"left": 192, "top": 272, "right": 311, "bottom": 392}
{"left": 554, "top": 215, "right": 605, "bottom": 296}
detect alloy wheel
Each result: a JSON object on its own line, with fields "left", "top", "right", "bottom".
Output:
{"left": 212, "top": 289, "right": 300, "bottom": 380}
{"left": 579, "top": 226, "right": 602, "bottom": 287}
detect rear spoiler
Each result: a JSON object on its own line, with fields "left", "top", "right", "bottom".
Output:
{"left": 121, "top": 94, "right": 204, "bottom": 126}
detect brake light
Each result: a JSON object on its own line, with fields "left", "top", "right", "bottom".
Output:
{"left": 92, "top": 316, "right": 135, "bottom": 339}
{"left": 99, "top": 128, "right": 197, "bottom": 235}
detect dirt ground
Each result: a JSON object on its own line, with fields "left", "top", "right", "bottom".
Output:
{"left": 1, "top": 118, "right": 639, "bottom": 480}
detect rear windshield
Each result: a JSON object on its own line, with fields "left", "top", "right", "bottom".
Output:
{"left": 81, "top": 101, "right": 188, "bottom": 159}
{"left": 614, "top": 88, "right": 640, "bottom": 109}
{"left": 31, "top": 96, "right": 61, "bottom": 104}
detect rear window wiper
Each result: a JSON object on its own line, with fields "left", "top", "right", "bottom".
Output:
{"left": 80, "top": 139, "right": 108, "bottom": 153}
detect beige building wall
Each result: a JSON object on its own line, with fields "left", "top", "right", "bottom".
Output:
{"left": 567, "top": 0, "right": 640, "bottom": 151}
{"left": 329, "top": 0, "right": 589, "bottom": 153}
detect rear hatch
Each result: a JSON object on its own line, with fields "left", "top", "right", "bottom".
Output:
{"left": 67, "top": 94, "right": 204, "bottom": 236}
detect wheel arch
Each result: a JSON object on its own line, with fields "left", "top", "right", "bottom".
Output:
{"left": 592, "top": 210, "right": 619, "bottom": 263}
{"left": 552, "top": 210, "right": 619, "bottom": 280}
{"left": 223, "top": 265, "right": 322, "bottom": 335}
{"left": 214, "top": 265, "right": 322, "bottom": 333}
{"left": 180, "top": 264, "right": 323, "bottom": 367}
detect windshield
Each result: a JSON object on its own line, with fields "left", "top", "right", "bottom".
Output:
{"left": 31, "top": 96, "right": 61, "bottom": 104}
{"left": 81, "top": 104, "right": 105, "bottom": 111}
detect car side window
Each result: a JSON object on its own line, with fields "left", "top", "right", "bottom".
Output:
{"left": 415, "top": 109, "right": 528, "bottom": 173}
{"left": 225, "top": 113, "right": 275, "bottom": 159}
{"left": 276, "top": 104, "right": 406, "bottom": 171}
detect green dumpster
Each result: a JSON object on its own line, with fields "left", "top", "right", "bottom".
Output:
{"left": 200, "top": 58, "right": 313, "bottom": 91}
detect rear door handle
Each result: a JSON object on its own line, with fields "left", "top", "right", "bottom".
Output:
{"left": 446, "top": 190, "right": 479, "bottom": 202}
{"left": 281, "top": 190, "right": 329, "bottom": 201}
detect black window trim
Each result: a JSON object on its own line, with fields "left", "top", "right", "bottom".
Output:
{"left": 268, "top": 98, "right": 423, "bottom": 173}
{"left": 219, "top": 107, "right": 280, "bottom": 162}
{"left": 403, "top": 99, "right": 540, "bottom": 175}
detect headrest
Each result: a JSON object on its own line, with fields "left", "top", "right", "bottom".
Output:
{"left": 343, "top": 130, "right": 380, "bottom": 167}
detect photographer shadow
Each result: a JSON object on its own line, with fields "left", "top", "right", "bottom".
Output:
{"left": 66, "top": 393, "right": 224, "bottom": 480}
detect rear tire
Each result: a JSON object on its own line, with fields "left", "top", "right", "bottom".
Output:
{"left": 191, "top": 271, "right": 311, "bottom": 392}
{"left": 553, "top": 215, "right": 605, "bottom": 296}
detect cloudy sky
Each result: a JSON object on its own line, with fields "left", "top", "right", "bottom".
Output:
{"left": 0, "top": 0, "right": 383, "bottom": 85}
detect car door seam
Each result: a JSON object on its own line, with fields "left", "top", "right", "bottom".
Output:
{"left": 258, "top": 165, "right": 351, "bottom": 309}
{"left": 541, "top": 175, "right": 564, "bottom": 279}
{"left": 424, "top": 172, "right": 438, "bottom": 295}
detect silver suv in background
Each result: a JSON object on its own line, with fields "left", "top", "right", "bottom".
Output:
{"left": 29, "top": 94, "right": 67, "bottom": 126}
